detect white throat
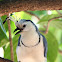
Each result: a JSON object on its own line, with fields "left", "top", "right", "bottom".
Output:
{"left": 21, "top": 30, "right": 39, "bottom": 47}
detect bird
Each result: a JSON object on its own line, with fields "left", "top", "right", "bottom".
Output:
{"left": 3, "top": 16, "right": 47, "bottom": 62}
{"left": 13, "top": 19, "right": 47, "bottom": 62}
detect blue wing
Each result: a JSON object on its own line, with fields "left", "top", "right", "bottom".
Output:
{"left": 41, "top": 34, "right": 47, "bottom": 57}
{"left": 18, "top": 35, "right": 21, "bottom": 46}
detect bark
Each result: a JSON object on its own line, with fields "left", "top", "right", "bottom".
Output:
{"left": 0, "top": 0, "right": 62, "bottom": 16}
{"left": 0, "top": 57, "right": 13, "bottom": 62}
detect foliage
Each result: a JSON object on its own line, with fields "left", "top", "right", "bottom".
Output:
{"left": 0, "top": 10, "right": 62, "bottom": 62}
{"left": 0, "top": 17, "right": 8, "bottom": 47}
{"left": 45, "top": 32, "right": 58, "bottom": 62}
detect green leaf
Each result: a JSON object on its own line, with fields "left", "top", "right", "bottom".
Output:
{"left": 10, "top": 21, "right": 16, "bottom": 37}
{"left": 59, "top": 44, "right": 62, "bottom": 51}
{"left": 13, "top": 34, "right": 20, "bottom": 61}
{"left": 20, "top": 11, "right": 32, "bottom": 20}
{"left": 0, "top": 17, "right": 6, "bottom": 34}
{"left": 4, "top": 34, "right": 20, "bottom": 62}
{"left": 1, "top": 15, "right": 8, "bottom": 32}
{"left": 51, "top": 10, "right": 58, "bottom": 14}
{"left": 39, "top": 14, "right": 60, "bottom": 23}
{"left": 13, "top": 11, "right": 32, "bottom": 21}
{"left": 45, "top": 32, "right": 58, "bottom": 62}
{"left": 0, "top": 17, "right": 8, "bottom": 47}
{"left": 4, "top": 42, "right": 11, "bottom": 60}
{"left": 28, "top": 10, "right": 47, "bottom": 16}
{"left": 50, "top": 21, "right": 62, "bottom": 29}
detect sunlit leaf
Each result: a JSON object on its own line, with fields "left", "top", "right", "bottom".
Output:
{"left": 51, "top": 10, "right": 58, "bottom": 14}
{"left": 4, "top": 42, "right": 11, "bottom": 60}
{"left": 28, "top": 10, "right": 47, "bottom": 16}
{"left": 10, "top": 21, "right": 16, "bottom": 37}
{"left": 59, "top": 44, "right": 62, "bottom": 51}
{"left": 12, "top": 11, "right": 32, "bottom": 22}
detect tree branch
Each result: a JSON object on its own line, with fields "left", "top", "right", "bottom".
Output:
{"left": 0, "top": 0, "right": 62, "bottom": 16}
{"left": 0, "top": 57, "right": 13, "bottom": 62}
{"left": 45, "top": 16, "right": 62, "bottom": 34}
{"left": 7, "top": 20, "right": 14, "bottom": 61}
{"left": 59, "top": 50, "right": 62, "bottom": 55}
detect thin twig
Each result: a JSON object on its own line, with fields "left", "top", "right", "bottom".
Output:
{"left": 24, "top": 11, "right": 40, "bottom": 21}
{"left": 45, "top": 16, "right": 62, "bottom": 34}
{"left": 59, "top": 50, "right": 62, "bottom": 55}
{"left": 7, "top": 20, "right": 14, "bottom": 61}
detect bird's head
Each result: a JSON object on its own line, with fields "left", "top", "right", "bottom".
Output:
{"left": 3, "top": 13, "right": 38, "bottom": 35}
{"left": 14, "top": 19, "right": 38, "bottom": 35}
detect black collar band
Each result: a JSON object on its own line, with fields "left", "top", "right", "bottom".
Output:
{"left": 21, "top": 35, "right": 40, "bottom": 48}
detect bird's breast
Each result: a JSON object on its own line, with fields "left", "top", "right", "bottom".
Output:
{"left": 16, "top": 39, "right": 45, "bottom": 62}
{"left": 16, "top": 35, "right": 46, "bottom": 62}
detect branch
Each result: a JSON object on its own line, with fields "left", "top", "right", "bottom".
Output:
{"left": 59, "top": 50, "right": 62, "bottom": 55}
{"left": 0, "top": 0, "right": 62, "bottom": 16}
{"left": 7, "top": 20, "right": 14, "bottom": 61}
{"left": 24, "top": 11, "right": 40, "bottom": 20}
{"left": 45, "top": 16, "right": 62, "bottom": 34}
{"left": 0, "top": 57, "right": 13, "bottom": 62}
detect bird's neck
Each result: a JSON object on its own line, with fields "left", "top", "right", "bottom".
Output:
{"left": 21, "top": 30, "right": 39, "bottom": 47}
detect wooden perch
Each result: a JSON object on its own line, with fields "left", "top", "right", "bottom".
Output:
{"left": 0, "top": 0, "right": 62, "bottom": 16}
{"left": 0, "top": 57, "right": 13, "bottom": 62}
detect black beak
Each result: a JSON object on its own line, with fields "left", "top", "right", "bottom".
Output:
{"left": 13, "top": 27, "right": 23, "bottom": 35}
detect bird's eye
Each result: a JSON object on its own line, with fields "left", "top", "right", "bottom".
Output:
{"left": 17, "top": 21, "right": 18, "bottom": 22}
{"left": 23, "top": 25, "right": 26, "bottom": 27}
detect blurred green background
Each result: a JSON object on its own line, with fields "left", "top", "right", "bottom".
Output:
{"left": 0, "top": 10, "right": 62, "bottom": 62}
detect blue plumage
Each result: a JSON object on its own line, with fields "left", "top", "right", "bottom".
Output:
{"left": 18, "top": 35, "right": 21, "bottom": 46}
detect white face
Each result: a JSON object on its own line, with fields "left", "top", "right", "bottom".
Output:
{"left": 14, "top": 20, "right": 35, "bottom": 35}
{"left": 22, "top": 22, "right": 34, "bottom": 31}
